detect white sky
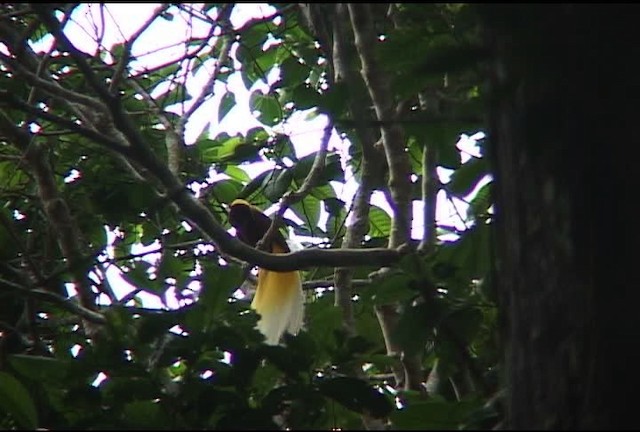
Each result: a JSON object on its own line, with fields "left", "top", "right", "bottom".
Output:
{"left": 28, "top": 4, "right": 488, "bottom": 309}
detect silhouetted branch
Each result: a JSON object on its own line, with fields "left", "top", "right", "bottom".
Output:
{"left": 0, "top": 277, "right": 106, "bottom": 324}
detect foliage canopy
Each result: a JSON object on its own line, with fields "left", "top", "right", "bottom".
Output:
{"left": 0, "top": 3, "right": 497, "bottom": 429}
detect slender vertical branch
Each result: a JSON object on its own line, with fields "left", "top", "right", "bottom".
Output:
{"left": 417, "top": 92, "right": 440, "bottom": 253}
{"left": 171, "top": 5, "right": 234, "bottom": 176}
{"left": 348, "top": 3, "right": 412, "bottom": 249}
{"left": 348, "top": 3, "right": 424, "bottom": 392}
{"left": 109, "top": 5, "right": 170, "bottom": 93}
{"left": 257, "top": 122, "right": 333, "bottom": 253}
{"left": 330, "top": 3, "right": 386, "bottom": 338}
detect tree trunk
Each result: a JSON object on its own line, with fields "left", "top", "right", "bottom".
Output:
{"left": 483, "top": 4, "right": 640, "bottom": 429}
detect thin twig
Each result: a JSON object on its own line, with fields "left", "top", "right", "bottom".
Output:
{"left": 256, "top": 121, "right": 333, "bottom": 252}
{"left": 180, "top": 6, "right": 233, "bottom": 124}
{"left": 0, "top": 89, "right": 126, "bottom": 152}
{"left": 0, "top": 52, "right": 104, "bottom": 110}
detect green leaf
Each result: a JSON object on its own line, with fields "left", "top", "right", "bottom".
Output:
{"left": 447, "top": 157, "right": 489, "bottom": 198}
{"left": 271, "top": 134, "right": 298, "bottom": 160}
{"left": 393, "top": 302, "right": 434, "bottom": 356}
{"left": 441, "top": 306, "right": 483, "bottom": 345}
{"left": 291, "top": 83, "right": 320, "bottom": 110}
{"left": 311, "top": 184, "right": 337, "bottom": 201}
{"left": 261, "top": 334, "right": 315, "bottom": 379}
{"left": 237, "top": 169, "right": 272, "bottom": 201}
{"left": 199, "top": 263, "right": 244, "bottom": 321}
{"left": 279, "top": 56, "right": 310, "bottom": 86}
{"left": 224, "top": 165, "right": 251, "bottom": 183}
{"left": 363, "top": 271, "right": 415, "bottom": 305}
{"left": 469, "top": 180, "right": 493, "bottom": 218}
{"left": 0, "top": 371, "right": 38, "bottom": 429}
{"left": 0, "top": 160, "right": 28, "bottom": 189}
{"left": 218, "top": 91, "right": 236, "bottom": 123}
{"left": 156, "top": 251, "right": 192, "bottom": 285}
{"left": 323, "top": 197, "right": 346, "bottom": 239}
{"left": 412, "top": 123, "right": 465, "bottom": 170}
{"left": 393, "top": 297, "right": 453, "bottom": 356}
{"left": 290, "top": 152, "right": 344, "bottom": 184}
{"left": 317, "top": 80, "right": 349, "bottom": 118}
{"left": 239, "top": 67, "right": 254, "bottom": 91}
{"left": 436, "top": 222, "right": 491, "bottom": 281}
{"left": 122, "top": 260, "right": 154, "bottom": 290}
{"left": 291, "top": 195, "right": 321, "bottom": 232}
{"left": 392, "top": 396, "right": 483, "bottom": 430}
{"left": 201, "top": 135, "right": 263, "bottom": 164}
{"left": 249, "top": 91, "right": 282, "bottom": 126}
{"left": 369, "top": 205, "right": 392, "bottom": 237}
{"left": 305, "top": 295, "right": 342, "bottom": 357}
{"left": 317, "top": 376, "right": 393, "bottom": 419}
{"left": 123, "top": 400, "right": 169, "bottom": 429}
{"left": 254, "top": 44, "right": 281, "bottom": 76}
{"left": 8, "top": 355, "right": 66, "bottom": 382}
{"left": 210, "top": 178, "right": 244, "bottom": 204}
{"left": 263, "top": 168, "right": 292, "bottom": 203}
{"left": 412, "top": 42, "right": 485, "bottom": 77}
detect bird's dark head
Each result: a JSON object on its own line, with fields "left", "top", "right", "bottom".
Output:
{"left": 228, "top": 199, "right": 253, "bottom": 230}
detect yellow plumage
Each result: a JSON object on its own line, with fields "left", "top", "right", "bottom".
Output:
{"left": 228, "top": 199, "right": 304, "bottom": 345}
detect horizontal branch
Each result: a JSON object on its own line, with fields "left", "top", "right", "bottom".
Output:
{"left": 113, "top": 122, "right": 405, "bottom": 271}
{"left": 0, "top": 277, "right": 106, "bottom": 324}
{"left": 303, "top": 279, "right": 371, "bottom": 290}
{"left": 178, "top": 189, "right": 404, "bottom": 271}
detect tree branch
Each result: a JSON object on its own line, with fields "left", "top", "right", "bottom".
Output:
{"left": 109, "top": 4, "right": 170, "bottom": 93}
{"left": 170, "top": 7, "right": 233, "bottom": 175}
{"left": 418, "top": 92, "right": 440, "bottom": 253}
{"left": 0, "top": 277, "right": 106, "bottom": 324}
{"left": 0, "top": 112, "right": 98, "bottom": 312}
{"left": 0, "top": 52, "right": 104, "bottom": 111}
{"left": 255, "top": 121, "right": 333, "bottom": 253}
{"left": 0, "top": 89, "right": 126, "bottom": 152}
{"left": 3, "top": 5, "right": 405, "bottom": 276}
{"left": 348, "top": 3, "right": 412, "bottom": 248}
{"left": 180, "top": 6, "right": 233, "bottom": 124}
{"left": 327, "top": 4, "right": 383, "bottom": 338}
{"left": 348, "top": 3, "right": 423, "bottom": 393}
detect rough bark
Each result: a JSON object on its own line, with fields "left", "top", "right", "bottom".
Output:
{"left": 483, "top": 4, "right": 640, "bottom": 429}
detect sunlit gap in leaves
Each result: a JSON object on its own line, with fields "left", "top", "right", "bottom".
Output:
{"left": 63, "top": 169, "right": 82, "bottom": 184}
{"left": 163, "top": 324, "right": 235, "bottom": 369}
{"left": 12, "top": 209, "right": 26, "bottom": 220}
{"left": 91, "top": 372, "right": 108, "bottom": 387}
{"left": 361, "top": 363, "right": 403, "bottom": 408}
{"left": 314, "top": 286, "right": 335, "bottom": 299}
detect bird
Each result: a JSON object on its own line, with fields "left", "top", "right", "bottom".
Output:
{"left": 228, "top": 199, "right": 304, "bottom": 345}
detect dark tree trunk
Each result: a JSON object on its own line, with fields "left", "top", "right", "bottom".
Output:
{"left": 482, "top": 5, "right": 640, "bottom": 429}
